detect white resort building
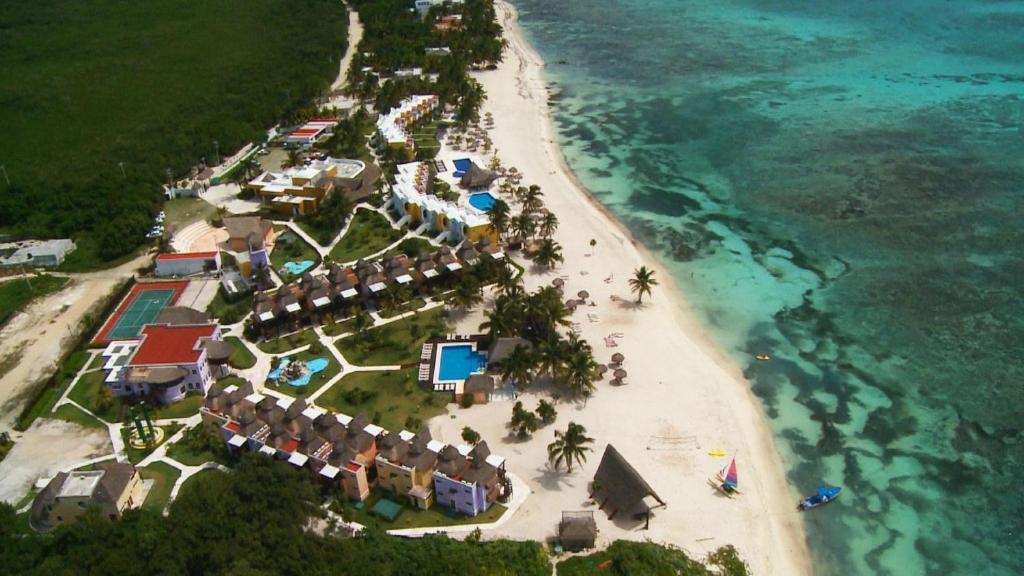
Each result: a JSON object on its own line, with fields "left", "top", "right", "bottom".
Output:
{"left": 376, "top": 95, "right": 440, "bottom": 154}
{"left": 390, "top": 162, "right": 496, "bottom": 245}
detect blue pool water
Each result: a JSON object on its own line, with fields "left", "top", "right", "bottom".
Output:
{"left": 468, "top": 192, "right": 497, "bottom": 212}
{"left": 281, "top": 260, "right": 315, "bottom": 276}
{"left": 267, "top": 356, "right": 329, "bottom": 387}
{"left": 437, "top": 344, "right": 487, "bottom": 381}
{"left": 452, "top": 158, "right": 472, "bottom": 171}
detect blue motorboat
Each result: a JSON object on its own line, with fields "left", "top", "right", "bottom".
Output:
{"left": 798, "top": 486, "right": 842, "bottom": 510}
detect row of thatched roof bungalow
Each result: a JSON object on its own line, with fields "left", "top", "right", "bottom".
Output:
{"left": 201, "top": 380, "right": 510, "bottom": 517}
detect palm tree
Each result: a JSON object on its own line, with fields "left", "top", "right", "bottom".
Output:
{"left": 479, "top": 295, "right": 522, "bottom": 342}
{"left": 564, "top": 347, "right": 599, "bottom": 398}
{"left": 489, "top": 199, "right": 511, "bottom": 240}
{"left": 547, "top": 422, "right": 594, "bottom": 473}
{"left": 533, "top": 238, "right": 564, "bottom": 270}
{"left": 536, "top": 336, "right": 566, "bottom": 381}
{"left": 499, "top": 344, "right": 537, "bottom": 389}
{"left": 450, "top": 277, "right": 483, "bottom": 311}
{"left": 495, "top": 265, "right": 523, "bottom": 298}
{"left": 536, "top": 399, "right": 557, "bottom": 424}
{"left": 511, "top": 213, "right": 535, "bottom": 242}
{"left": 538, "top": 211, "right": 559, "bottom": 239}
{"left": 522, "top": 185, "right": 545, "bottom": 213}
{"left": 281, "top": 148, "right": 303, "bottom": 169}
{"left": 509, "top": 401, "right": 539, "bottom": 439}
{"left": 524, "top": 286, "right": 571, "bottom": 341}
{"left": 353, "top": 307, "right": 373, "bottom": 341}
{"left": 629, "top": 266, "right": 659, "bottom": 304}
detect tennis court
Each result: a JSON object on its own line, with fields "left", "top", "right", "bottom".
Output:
{"left": 94, "top": 281, "right": 188, "bottom": 344}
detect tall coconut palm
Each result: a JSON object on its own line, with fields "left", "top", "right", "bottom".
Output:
{"left": 489, "top": 199, "right": 511, "bottom": 240}
{"left": 536, "top": 336, "right": 567, "bottom": 381}
{"left": 533, "top": 238, "right": 564, "bottom": 270}
{"left": 564, "top": 348, "right": 599, "bottom": 398}
{"left": 538, "top": 211, "right": 559, "bottom": 239}
{"left": 353, "top": 307, "right": 373, "bottom": 341}
{"left": 629, "top": 266, "right": 659, "bottom": 304}
{"left": 524, "top": 286, "right": 571, "bottom": 341}
{"left": 511, "top": 213, "right": 535, "bottom": 242}
{"left": 479, "top": 294, "right": 523, "bottom": 341}
{"left": 547, "top": 422, "right": 594, "bottom": 473}
{"left": 450, "top": 277, "right": 483, "bottom": 311}
{"left": 281, "top": 148, "right": 303, "bottom": 169}
{"left": 522, "top": 185, "right": 545, "bottom": 213}
{"left": 495, "top": 265, "right": 524, "bottom": 298}
{"left": 499, "top": 344, "right": 537, "bottom": 389}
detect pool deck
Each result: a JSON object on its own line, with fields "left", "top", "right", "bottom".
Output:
{"left": 418, "top": 334, "right": 488, "bottom": 393}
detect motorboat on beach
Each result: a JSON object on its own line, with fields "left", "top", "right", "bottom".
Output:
{"left": 798, "top": 486, "right": 842, "bottom": 510}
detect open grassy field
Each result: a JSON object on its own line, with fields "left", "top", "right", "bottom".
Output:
{"left": 336, "top": 307, "right": 449, "bottom": 366}
{"left": 0, "top": 275, "right": 69, "bottom": 326}
{"left": 328, "top": 210, "right": 403, "bottom": 263}
{"left": 140, "top": 461, "right": 181, "bottom": 511}
{"left": 225, "top": 336, "right": 257, "bottom": 369}
{"left": 0, "top": 0, "right": 347, "bottom": 267}
{"left": 265, "top": 348, "right": 340, "bottom": 398}
{"left": 256, "top": 328, "right": 319, "bottom": 354}
{"left": 270, "top": 228, "right": 322, "bottom": 283}
{"left": 316, "top": 368, "right": 446, "bottom": 433}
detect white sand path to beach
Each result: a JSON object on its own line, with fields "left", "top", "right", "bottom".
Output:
{"left": 430, "top": 3, "right": 812, "bottom": 573}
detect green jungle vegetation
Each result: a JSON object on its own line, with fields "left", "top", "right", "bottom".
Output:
{"left": 556, "top": 540, "right": 749, "bottom": 576}
{"left": 0, "top": 0, "right": 347, "bottom": 266}
{"left": 347, "top": 0, "right": 504, "bottom": 123}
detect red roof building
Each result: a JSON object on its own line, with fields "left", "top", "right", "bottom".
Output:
{"left": 155, "top": 251, "right": 218, "bottom": 261}
{"left": 129, "top": 324, "right": 218, "bottom": 366}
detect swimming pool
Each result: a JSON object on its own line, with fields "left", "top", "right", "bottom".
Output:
{"left": 452, "top": 158, "right": 472, "bottom": 178}
{"left": 281, "top": 260, "right": 315, "bottom": 276}
{"left": 268, "top": 356, "right": 330, "bottom": 387}
{"left": 436, "top": 344, "right": 487, "bottom": 382}
{"left": 468, "top": 192, "right": 497, "bottom": 212}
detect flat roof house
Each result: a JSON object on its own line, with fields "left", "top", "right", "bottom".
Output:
{"left": 30, "top": 463, "right": 144, "bottom": 532}
{"left": 155, "top": 251, "right": 221, "bottom": 277}
{"left": 247, "top": 158, "right": 366, "bottom": 216}
{"left": 0, "top": 239, "right": 76, "bottom": 268}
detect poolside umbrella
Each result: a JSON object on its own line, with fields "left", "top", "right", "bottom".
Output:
{"left": 612, "top": 369, "right": 627, "bottom": 386}
{"left": 565, "top": 299, "right": 578, "bottom": 311}
{"left": 553, "top": 278, "right": 565, "bottom": 289}
{"left": 611, "top": 352, "right": 624, "bottom": 366}
{"left": 596, "top": 364, "right": 608, "bottom": 377}
{"left": 577, "top": 290, "right": 590, "bottom": 301}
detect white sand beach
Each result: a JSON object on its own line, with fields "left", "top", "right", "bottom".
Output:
{"left": 429, "top": 2, "right": 813, "bottom": 573}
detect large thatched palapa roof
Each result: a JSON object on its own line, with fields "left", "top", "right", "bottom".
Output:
{"left": 591, "top": 445, "right": 665, "bottom": 519}
{"left": 459, "top": 163, "right": 498, "bottom": 189}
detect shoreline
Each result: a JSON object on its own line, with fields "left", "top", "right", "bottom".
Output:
{"left": 436, "top": 1, "right": 812, "bottom": 572}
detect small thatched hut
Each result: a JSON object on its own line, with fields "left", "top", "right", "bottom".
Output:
{"left": 590, "top": 445, "right": 665, "bottom": 520}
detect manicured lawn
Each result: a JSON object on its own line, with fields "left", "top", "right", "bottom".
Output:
{"left": 395, "top": 237, "right": 435, "bottom": 259}
{"left": 0, "top": 275, "right": 69, "bottom": 325}
{"left": 86, "top": 352, "right": 106, "bottom": 371}
{"left": 270, "top": 227, "right": 321, "bottom": 283}
{"left": 316, "top": 369, "right": 446, "bottom": 433}
{"left": 151, "top": 394, "right": 203, "bottom": 421}
{"left": 68, "top": 370, "right": 122, "bottom": 423}
{"left": 163, "top": 197, "right": 218, "bottom": 234}
{"left": 52, "top": 403, "right": 105, "bottom": 429}
{"left": 265, "top": 347, "right": 340, "bottom": 398}
{"left": 216, "top": 375, "right": 248, "bottom": 389}
{"left": 322, "top": 316, "right": 356, "bottom": 337}
{"left": 256, "top": 328, "right": 318, "bottom": 354}
{"left": 338, "top": 489, "right": 506, "bottom": 531}
{"left": 166, "top": 433, "right": 230, "bottom": 466}
{"left": 328, "top": 210, "right": 403, "bottom": 263}
{"left": 206, "top": 290, "right": 250, "bottom": 324}
{"left": 225, "top": 336, "right": 257, "bottom": 369}
{"left": 378, "top": 298, "right": 427, "bottom": 319}
{"left": 336, "top": 307, "right": 449, "bottom": 366}
{"left": 140, "top": 461, "right": 181, "bottom": 511}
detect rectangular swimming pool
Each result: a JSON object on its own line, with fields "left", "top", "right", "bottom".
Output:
{"left": 436, "top": 343, "right": 488, "bottom": 382}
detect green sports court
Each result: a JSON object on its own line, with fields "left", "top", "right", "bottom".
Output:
{"left": 94, "top": 281, "right": 188, "bottom": 344}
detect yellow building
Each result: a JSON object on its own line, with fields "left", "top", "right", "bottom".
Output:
{"left": 30, "top": 463, "right": 144, "bottom": 532}
{"left": 248, "top": 158, "right": 366, "bottom": 216}
{"left": 375, "top": 429, "right": 438, "bottom": 510}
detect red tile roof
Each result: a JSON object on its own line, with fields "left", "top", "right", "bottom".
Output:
{"left": 156, "top": 251, "right": 218, "bottom": 261}
{"left": 282, "top": 439, "right": 299, "bottom": 453}
{"left": 129, "top": 324, "right": 217, "bottom": 366}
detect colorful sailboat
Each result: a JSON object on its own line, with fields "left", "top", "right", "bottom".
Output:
{"left": 709, "top": 456, "right": 741, "bottom": 497}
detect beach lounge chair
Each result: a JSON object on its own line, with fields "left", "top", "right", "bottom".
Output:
{"left": 604, "top": 336, "right": 618, "bottom": 348}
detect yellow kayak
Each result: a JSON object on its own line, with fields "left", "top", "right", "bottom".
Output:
{"left": 708, "top": 450, "right": 728, "bottom": 457}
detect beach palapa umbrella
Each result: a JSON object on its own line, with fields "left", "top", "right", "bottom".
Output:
{"left": 611, "top": 352, "right": 624, "bottom": 365}
{"left": 613, "top": 368, "right": 627, "bottom": 380}
{"left": 553, "top": 278, "right": 565, "bottom": 288}
{"left": 596, "top": 364, "right": 608, "bottom": 377}
{"left": 577, "top": 290, "right": 590, "bottom": 300}
{"left": 565, "top": 299, "right": 578, "bottom": 311}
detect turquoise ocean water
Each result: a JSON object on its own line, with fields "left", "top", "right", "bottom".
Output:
{"left": 510, "top": 1, "right": 1024, "bottom": 574}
